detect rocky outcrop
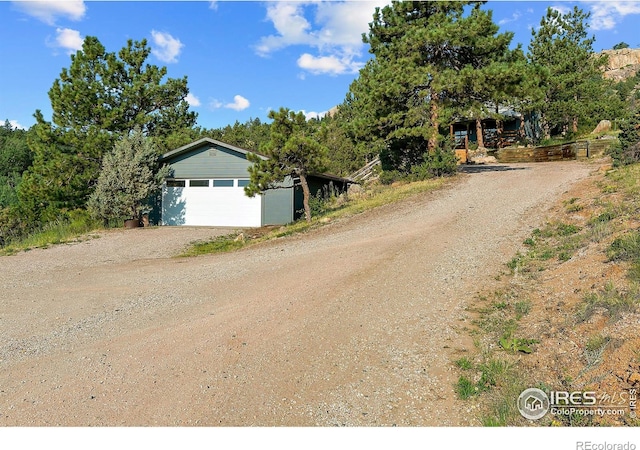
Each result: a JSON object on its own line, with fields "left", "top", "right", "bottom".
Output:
{"left": 599, "top": 48, "right": 640, "bottom": 81}
{"left": 592, "top": 119, "right": 612, "bottom": 134}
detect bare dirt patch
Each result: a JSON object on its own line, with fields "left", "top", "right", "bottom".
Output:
{"left": 463, "top": 163, "right": 640, "bottom": 426}
{"left": 0, "top": 161, "right": 593, "bottom": 426}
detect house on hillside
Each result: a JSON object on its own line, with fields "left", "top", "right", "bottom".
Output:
{"left": 450, "top": 107, "right": 540, "bottom": 161}
{"left": 152, "top": 138, "right": 352, "bottom": 227}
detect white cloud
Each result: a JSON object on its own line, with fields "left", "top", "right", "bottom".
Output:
{"left": 53, "top": 28, "right": 83, "bottom": 54}
{"left": 551, "top": 5, "right": 571, "bottom": 16}
{"left": 7, "top": 120, "right": 26, "bottom": 130}
{"left": 297, "top": 53, "right": 362, "bottom": 75}
{"left": 225, "top": 95, "right": 250, "bottom": 111}
{"left": 301, "top": 110, "right": 328, "bottom": 121}
{"left": 210, "top": 95, "right": 250, "bottom": 111}
{"left": 209, "top": 1, "right": 218, "bottom": 11}
{"left": 498, "top": 12, "right": 522, "bottom": 26}
{"left": 150, "top": 30, "right": 183, "bottom": 63}
{"left": 186, "top": 93, "right": 201, "bottom": 107}
{"left": 255, "top": 2, "right": 313, "bottom": 56}
{"left": 587, "top": 1, "right": 640, "bottom": 30}
{"left": 13, "top": 0, "right": 86, "bottom": 25}
{"left": 256, "top": 1, "right": 388, "bottom": 75}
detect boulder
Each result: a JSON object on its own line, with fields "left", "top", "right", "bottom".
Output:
{"left": 592, "top": 120, "right": 612, "bottom": 134}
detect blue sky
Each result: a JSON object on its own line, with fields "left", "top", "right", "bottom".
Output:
{"left": 2, "top": 0, "right": 640, "bottom": 131}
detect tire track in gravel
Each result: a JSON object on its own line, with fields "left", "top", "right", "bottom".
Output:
{"left": 0, "top": 161, "right": 593, "bottom": 426}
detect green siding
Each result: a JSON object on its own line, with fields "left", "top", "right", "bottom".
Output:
{"left": 166, "top": 143, "right": 253, "bottom": 179}
{"left": 262, "top": 176, "right": 294, "bottom": 225}
{"left": 262, "top": 187, "right": 294, "bottom": 225}
{"left": 293, "top": 175, "right": 348, "bottom": 220}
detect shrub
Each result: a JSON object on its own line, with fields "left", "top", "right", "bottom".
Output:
{"left": 607, "top": 231, "right": 640, "bottom": 262}
{"left": 411, "top": 148, "right": 458, "bottom": 179}
{"left": 608, "top": 113, "right": 640, "bottom": 166}
{"left": 88, "top": 128, "right": 169, "bottom": 223}
{"left": 379, "top": 170, "right": 402, "bottom": 185}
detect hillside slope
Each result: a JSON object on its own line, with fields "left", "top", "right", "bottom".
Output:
{"left": 0, "top": 161, "right": 591, "bottom": 426}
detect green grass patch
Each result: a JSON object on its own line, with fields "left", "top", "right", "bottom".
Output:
{"left": 607, "top": 231, "right": 640, "bottom": 262}
{"left": 476, "top": 359, "right": 511, "bottom": 391}
{"left": 455, "top": 357, "right": 473, "bottom": 370}
{"left": 564, "top": 197, "right": 584, "bottom": 213}
{"left": 0, "top": 210, "right": 102, "bottom": 256}
{"left": 179, "top": 234, "right": 247, "bottom": 257}
{"left": 456, "top": 376, "right": 478, "bottom": 399}
{"left": 585, "top": 333, "right": 610, "bottom": 353}
{"left": 555, "top": 222, "right": 581, "bottom": 236}
{"left": 514, "top": 300, "right": 532, "bottom": 319}
{"left": 577, "top": 282, "right": 640, "bottom": 322}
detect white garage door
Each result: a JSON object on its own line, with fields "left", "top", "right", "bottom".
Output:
{"left": 162, "top": 179, "right": 262, "bottom": 227}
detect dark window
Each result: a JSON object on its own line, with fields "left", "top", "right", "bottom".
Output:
{"left": 213, "top": 179, "right": 234, "bottom": 187}
{"left": 189, "top": 179, "right": 209, "bottom": 187}
{"left": 237, "top": 179, "right": 250, "bottom": 187}
{"left": 166, "top": 180, "right": 185, "bottom": 187}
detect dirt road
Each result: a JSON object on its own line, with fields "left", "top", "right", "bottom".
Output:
{"left": 0, "top": 161, "right": 593, "bottom": 426}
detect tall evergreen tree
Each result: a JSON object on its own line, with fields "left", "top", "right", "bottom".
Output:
{"left": 345, "top": 1, "right": 519, "bottom": 172}
{"left": 0, "top": 121, "right": 32, "bottom": 209}
{"left": 610, "top": 109, "right": 640, "bottom": 166}
{"left": 245, "top": 108, "right": 329, "bottom": 223}
{"left": 528, "top": 6, "right": 607, "bottom": 138}
{"left": 19, "top": 36, "right": 196, "bottom": 221}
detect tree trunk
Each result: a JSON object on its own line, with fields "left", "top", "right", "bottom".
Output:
{"left": 542, "top": 113, "right": 551, "bottom": 140}
{"left": 299, "top": 172, "right": 312, "bottom": 223}
{"left": 475, "top": 118, "right": 484, "bottom": 149}
{"left": 572, "top": 116, "right": 578, "bottom": 133}
{"left": 428, "top": 92, "right": 439, "bottom": 152}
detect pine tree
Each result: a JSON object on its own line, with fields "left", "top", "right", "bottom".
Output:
{"left": 245, "top": 108, "right": 329, "bottom": 223}
{"left": 610, "top": 110, "right": 640, "bottom": 166}
{"left": 19, "top": 36, "right": 196, "bottom": 221}
{"left": 345, "top": 1, "right": 520, "bottom": 172}
{"left": 528, "top": 6, "right": 607, "bottom": 137}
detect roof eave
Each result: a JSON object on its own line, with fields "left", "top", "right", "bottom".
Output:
{"left": 161, "top": 137, "right": 268, "bottom": 162}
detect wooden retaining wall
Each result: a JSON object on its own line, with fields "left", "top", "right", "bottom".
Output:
{"left": 496, "top": 139, "right": 615, "bottom": 163}
{"left": 497, "top": 142, "right": 576, "bottom": 163}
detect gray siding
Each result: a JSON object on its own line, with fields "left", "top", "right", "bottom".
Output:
{"left": 262, "top": 177, "right": 294, "bottom": 225}
{"left": 167, "top": 143, "right": 253, "bottom": 179}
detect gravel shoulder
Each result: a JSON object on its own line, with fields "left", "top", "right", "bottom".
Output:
{"left": 0, "top": 161, "right": 593, "bottom": 426}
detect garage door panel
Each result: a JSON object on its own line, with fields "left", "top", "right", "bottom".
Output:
{"left": 162, "top": 184, "right": 262, "bottom": 227}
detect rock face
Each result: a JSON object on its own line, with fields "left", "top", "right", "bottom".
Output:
{"left": 599, "top": 48, "right": 640, "bottom": 81}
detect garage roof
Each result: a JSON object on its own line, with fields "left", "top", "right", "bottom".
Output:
{"left": 161, "top": 138, "right": 355, "bottom": 185}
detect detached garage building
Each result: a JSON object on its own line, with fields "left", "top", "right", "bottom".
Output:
{"left": 157, "top": 138, "right": 351, "bottom": 227}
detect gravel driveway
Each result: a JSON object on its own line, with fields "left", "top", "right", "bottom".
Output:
{"left": 0, "top": 161, "right": 593, "bottom": 426}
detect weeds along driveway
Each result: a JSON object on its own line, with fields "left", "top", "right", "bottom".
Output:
{"left": 0, "top": 161, "right": 593, "bottom": 426}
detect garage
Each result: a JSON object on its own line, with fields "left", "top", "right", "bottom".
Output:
{"left": 161, "top": 178, "right": 262, "bottom": 227}
{"left": 156, "top": 138, "right": 351, "bottom": 228}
